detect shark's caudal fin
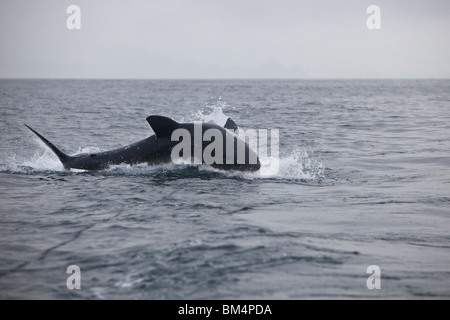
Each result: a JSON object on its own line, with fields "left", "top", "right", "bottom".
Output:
{"left": 146, "top": 115, "right": 180, "bottom": 138}
{"left": 24, "top": 125, "right": 70, "bottom": 168}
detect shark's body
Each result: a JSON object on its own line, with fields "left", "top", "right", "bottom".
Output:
{"left": 25, "top": 115, "right": 260, "bottom": 172}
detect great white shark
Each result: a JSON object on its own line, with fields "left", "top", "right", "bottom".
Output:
{"left": 25, "top": 115, "right": 261, "bottom": 172}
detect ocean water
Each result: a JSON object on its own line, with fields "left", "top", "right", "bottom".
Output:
{"left": 0, "top": 79, "right": 449, "bottom": 299}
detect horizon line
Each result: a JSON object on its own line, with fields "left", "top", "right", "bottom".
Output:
{"left": 1, "top": 77, "right": 449, "bottom": 81}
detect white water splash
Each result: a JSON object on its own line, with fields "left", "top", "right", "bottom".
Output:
{"left": 0, "top": 139, "right": 106, "bottom": 173}
{"left": 187, "top": 101, "right": 233, "bottom": 127}
{"left": 270, "top": 148, "right": 324, "bottom": 181}
{"left": 0, "top": 143, "right": 65, "bottom": 173}
{"left": 197, "top": 108, "right": 230, "bottom": 126}
{"left": 192, "top": 105, "right": 325, "bottom": 181}
{"left": 2, "top": 108, "right": 324, "bottom": 181}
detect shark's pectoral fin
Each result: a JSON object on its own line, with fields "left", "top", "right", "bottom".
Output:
{"left": 146, "top": 115, "right": 180, "bottom": 139}
{"left": 224, "top": 118, "right": 238, "bottom": 131}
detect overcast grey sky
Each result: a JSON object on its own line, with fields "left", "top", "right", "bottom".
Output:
{"left": 1, "top": 0, "right": 449, "bottom": 79}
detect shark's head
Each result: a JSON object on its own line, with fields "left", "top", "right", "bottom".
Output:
{"left": 146, "top": 115, "right": 261, "bottom": 172}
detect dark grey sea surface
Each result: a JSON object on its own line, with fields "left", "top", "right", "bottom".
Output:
{"left": 0, "top": 79, "right": 449, "bottom": 299}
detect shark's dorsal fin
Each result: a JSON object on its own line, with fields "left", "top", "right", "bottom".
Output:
{"left": 224, "top": 118, "right": 238, "bottom": 131}
{"left": 146, "top": 115, "right": 180, "bottom": 138}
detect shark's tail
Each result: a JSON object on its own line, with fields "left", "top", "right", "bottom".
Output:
{"left": 25, "top": 124, "right": 70, "bottom": 169}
